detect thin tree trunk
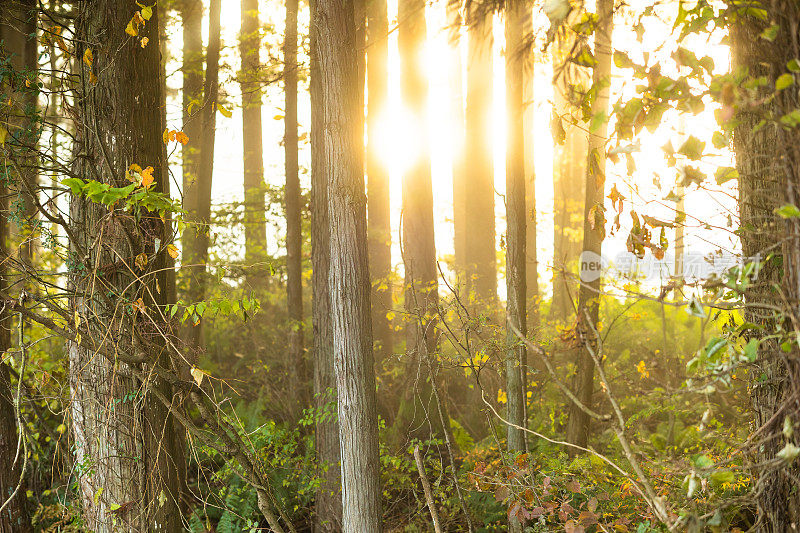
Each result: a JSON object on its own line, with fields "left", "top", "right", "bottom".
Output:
{"left": 68, "top": 2, "right": 181, "bottom": 529}
{"left": 731, "top": 3, "right": 800, "bottom": 527}
{"left": 522, "top": 8, "right": 537, "bottom": 334}
{"left": 0, "top": 8, "right": 36, "bottom": 530}
{"left": 310, "top": 0, "right": 342, "bottom": 528}
{"left": 505, "top": 0, "right": 527, "bottom": 468}
{"left": 565, "top": 0, "right": 613, "bottom": 449}
{"left": 240, "top": 0, "right": 269, "bottom": 287}
{"left": 0, "top": 123, "right": 31, "bottom": 533}
{"left": 393, "top": 0, "right": 453, "bottom": 446}
{"left": 315, "top": 0, "right": 382, "bottom": 526}
{"left": 182, "top": 0, "right": 221, "bottom": 351}
{"left": 550, "top": 37, "right": 588, "bottom": 323}
{"left": 284, "top": 0, "right": 304, "bottom": 416}
{"left": 1, "top": 0, "right": 38, "bottom": 267}
{"left": 447, "top": 0, "right": 467, "bottom": 275}
{"left": 465, "top": 2, "right": 496, "bottom": 305}
{"left": 367, "top": 0, "right": 392, "bottom": 369}
{"left": 180, "top": 0, "right": 203, "bottom": 280}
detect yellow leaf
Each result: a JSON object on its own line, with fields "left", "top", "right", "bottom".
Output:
{"left": 89, "top": 72, "right": 98, "bottom": 85}
{"left": 190, "top": 366, "right": 207, "bottom": 386}
{"left": 128, "top": 163, "right": 142, "bottom": 173}
{"left": 0, "top": 124, "right": 6, "bottom": 145}
{"left": 175, "top": 131, "right": 189, "bottom": 145}
{"left": 74, "top": 332, "right": 82, "bottom": 345}
{"left": 140, "top": 166, "right": 155, "bottom": 188}
{"left": 162, "top": 128, "right": 170, "bottom": 144}
{"left": 125, "top": 20, "right": 138, "bottom": 36}
{"left": 218, "top": 104, "right": 232, "bottom": 118}
{"left": 135, "top": 253, "right": 148, "bottom": 270}
{"left": 74, "top": 310, "right": 80, "bottom": 328}
{"left": 497, "top": 389, "right": 507, "bottom": 404}
{"left": 140, "top": 6, "right": 153, "bottom": 21}
{"left": 166, "top": 244, "right": 179, "bottom": 259}
{"left": 187, "top": 100, "right": 199, "bottom": 116}
{"left": 83, "top": 48, "right": 93, "bottom": 67}
{"left": 140, "top": 37, "right": 149, "bottom": 48}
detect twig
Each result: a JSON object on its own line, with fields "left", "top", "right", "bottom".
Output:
{"left": 413, "top": 445, "right": 443, "bottom": 533}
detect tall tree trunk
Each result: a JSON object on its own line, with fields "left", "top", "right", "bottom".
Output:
{"left": 565, "top": 0, "right": 612, "bottom": 449}
{"left": 0, "top": 7, "right": 36, "bottom": 529}
{"left": 465, "top": 2, "right": 496, "bottom": 305}
{"left": 447, "top": 0, "right": 467, "bottom": 275}
{"left": 182, "top": 0, "right": 221, "bottom": 351}
{"left": 240, "top": 0, "right": 269, "bottom": 286}
{"left": 0, "top": 24, "right": 33, "bottom": 527}
{"left": 505, "top": 0, "right": 527, "bottom": 469}
{"left": 731, "top": 3, "right": 800, "bottom": 527}
{"left": 550, "top": 38, "right": 588, "bottom": 324}
{"left": 315, "top": 0, "right": 382, "bottom": 527}
{"left": 68, "top": 2, "right": 181, "bottom": 529}
{"left": 521, "top": 5, "right": 536, "bottom": 433}
{"left": 367, "top": 0, "right": 392, "bottom": 369}
{"left": 393, "top": 0, "right": 453, "bottom": 448}
{"left": 284, "top": 0, "right": 304, "bottom": 416}
{"left": 310, "top": 1, "right": 343, "bottom": 526}
{"left": 180, "top": 0, "right": 203, "bottom": 278}
{"left": 1, "top": 0, "right": 38, "bottom": 267}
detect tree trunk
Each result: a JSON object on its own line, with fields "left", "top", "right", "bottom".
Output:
{"left": 284, "top": 0, "right": 305, "bottom": 416}
{"left": 565, "top": 0, "right": 612, "bottom": 449}
{"left": 182, "top": 0, "right": 221, "bottom": 351}
{"left": 392, "top": 0, "right": 454, "bottom": 448}
{"left": 0, "top": 53, "right": 32, "bottom": 529}
{"left": 522, "top": 8, "right": 538, "bottom": 336}
{"left": 464, "top": 1, "right": 496, "bottom": 305}
{"left": 447, "top": 0, "right": 467, "bottom": 275}
{"left": 1, "top": 0, "right": 38, "bottom": 267}
{"left": 505, "top": 0, "right": 527, "bottom": 468}
{"left": 315, "top": 0, "right": 382, "bottom": 526}
{"left": 367, "top": 0, "right": 393, "bottom": 369}
{"left": 68, "top": 2, "right": 181, "bottom": 529}
{"left": 180, "top": 0, "right": 203, "bottom": 285}
{"left": 310, "top": 0, "right": 343, "bottom": 529}
{"left": 240, "top": 0, "right": 269, "bottom": 287}
{"left": 550, "top": 37, "right": 588, "bottom": 324}
{"left": 731, "top": 4, "right": 800, "bottom": 527}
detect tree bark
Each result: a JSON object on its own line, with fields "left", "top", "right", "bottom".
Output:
{"left": 284, "top": 0, "right": 305, "bottom": 417}
{"left": 240, "top": 0, "right": 269, "bottom": 287}
{"left": 367, "top": 0, "right": 393, "bottom": 369}
{"left": 0, "top": 29, "right": 32, "bottom": 523}
{"left": 465, "top": 2, "right": 496, "bottom": 305}
{"left": 68, "top": 2, "right": 181, "bottom": 529}
{"left": 565, "top": 0, "right": 612, "bottom": 449}
{"left": 550, "top": 36, "right": 588, "bottom": 324}
{"left": 182, "top": 0, "right": 221, "bottom": 351}
{"left": 0, "top": 0, "right": 38, "bottom": 267}
{"left": 310, "top": 0, "right": 343, "bottom": 528}
{"left": 731, "top": 3, "right": 800, "bottom": 527}
{"left": 505, "top": 0, "right": 527, "bottom": 466}
{"left": 447, "top": 0, "right": 467, "bottom": 275}
{"left": 315, "top": 0, "right": 382, "bottom": 527}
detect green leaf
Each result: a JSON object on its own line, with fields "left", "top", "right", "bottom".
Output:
{"left": 709, "top": 470, "right": 735, "bottom": 486}
{"left": 678, "top": 135, "right": 705, "bottom": 160}
{"left": 744, "top": 338, "right": 758, "bottom": 362}
{"left": 760, "top": 24, "right": 779, "bottom": 41}
{"left": 693, "top": 454, "right": 714, "bottom": 469}
{"left": 788, "top": 59, "right": 800, "bottom": 73}
{"left": 62, "top": 178, "right": 87, "bottom": 195}
{"left": 776, "top": 73, "right": 795, "bottom": 91}
{"left": 711, "top": 131, "right": 728, "bottom": 149}
{"left": 775, "top": 204, "right": 800, "bottom": 218}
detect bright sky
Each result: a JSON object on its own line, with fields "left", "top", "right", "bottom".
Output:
{"left": 163, "top": 0, "right": 737, "bottom": 299}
